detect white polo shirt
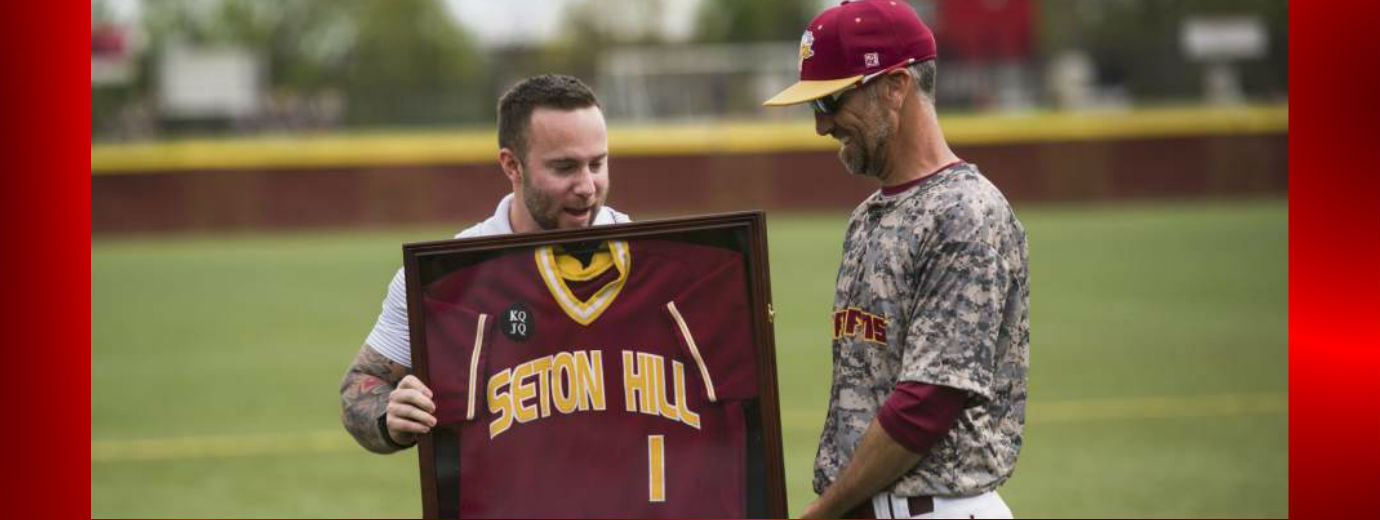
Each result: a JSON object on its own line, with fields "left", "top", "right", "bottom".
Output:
{"left": 364, "top": 193, "right": 632, "bottom": 367}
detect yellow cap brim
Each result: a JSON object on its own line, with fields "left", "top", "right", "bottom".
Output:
{"left": 762, "top": 75, "right": 864, "bottom": 106}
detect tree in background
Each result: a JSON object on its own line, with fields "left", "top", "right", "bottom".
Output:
{"left": 534, "top": 0, "right": 669, "bottom": 90}
{"left": 138, "top": 0, "right": 354, "bottom": 102}
{"left": 100, "top": 0, "right": 488, "bottom": 138}
{"left": 204, "top": 0, "right": 357, "bottom": 97}
{"left": 343, "top": 0, "right": 486, "bottom": 126}
{"left": 1038, "top": 0, "right": 1287, "bottom": 102}
{"left": 693, "top": 0, "right": 817, "bottom": 43}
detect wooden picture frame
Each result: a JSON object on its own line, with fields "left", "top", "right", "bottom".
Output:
{"left": 403, "top": 211, "right": 786, "bottom": 518}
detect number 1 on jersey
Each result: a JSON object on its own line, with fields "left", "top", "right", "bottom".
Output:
{"left": 648, "top": 435, "right": 665, "bottom": 502}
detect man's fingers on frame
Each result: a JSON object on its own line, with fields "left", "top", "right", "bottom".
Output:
{"left": 398, "top": 375, "right": 433, "bottom": 397}
{"left": 389, "top": 388, "right": 437, "bottom": 412}
{"left": 388, "top": 401, "right": 438, "bottom": 427}
{"left": 387, "top": 415, "right": 431, "bottom": 434}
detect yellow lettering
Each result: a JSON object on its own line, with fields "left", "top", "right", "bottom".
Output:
{"left": 623, "top": 351, "right": 648, "bottom": 413}
{"left": 487, "top": 369, "right": 514, "bottom": 438}
{"left": 580, "top": 350, "right": 606, "bottom": 411}
{"left": 489, "top": 351, "right": 613, "bottom": 436}
{"left": 648, "top": 435, "right": 665, "bottom": 502}
{"left": 658, "top": 358, "right": 681, "bottom": 422}
{"left": 673, "top": 361, "right": 700, "bottom": 429}
{"left": 649, "top": 353, "right": 667, "bottom": 417}
{"left": 512, "top": 361, "right": 538, "bottom": 423}
{"left": 552, "top": 352, "right": 578, "bottom": 414}
{"left": 531, "top": 356, "right": 552, "bottom": 418}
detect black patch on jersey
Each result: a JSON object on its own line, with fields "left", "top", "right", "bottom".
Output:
{"left": 501, "top": 302, "right": 534, "bottom": 342}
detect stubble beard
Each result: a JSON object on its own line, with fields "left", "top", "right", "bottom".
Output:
{"left": 838, "top": 101, "right": 892, "bottom": 180}
{"left": 521, "top": 165, "right": 605, "bottom": 230}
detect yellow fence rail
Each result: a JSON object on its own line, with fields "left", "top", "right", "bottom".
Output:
{"left": 91, "top": 104, "right": 1287, "bottom": 175}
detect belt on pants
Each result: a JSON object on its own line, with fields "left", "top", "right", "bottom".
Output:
{"left": 842, "top": 496, "right": 934, "bottom": 518}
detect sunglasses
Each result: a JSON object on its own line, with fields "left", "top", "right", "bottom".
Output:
{"left": 809, "top": 84, "right": 861, "bottom": 114}
{"left": 809, "top": 58, "right": 917, "bottom": 115}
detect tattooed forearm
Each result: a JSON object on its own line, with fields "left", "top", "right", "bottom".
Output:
{"left": 340, "top": 344, "right": 409, "bottom": 453}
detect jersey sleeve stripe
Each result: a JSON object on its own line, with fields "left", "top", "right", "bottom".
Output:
{"left": 467, "top": 313, "right": 488, "bottom": 421}
{"left": 665, "top": 301, "right": 718, "bottom": 403}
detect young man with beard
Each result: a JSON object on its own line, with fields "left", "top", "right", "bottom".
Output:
{"left": 340, "top": 74, "right": 630, "bottom": 454}
{"left": 763, "top": 1, "right": 1029, "bottom": 518}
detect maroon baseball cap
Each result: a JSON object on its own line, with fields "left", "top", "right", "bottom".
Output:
{"left": 763, "top": 0, "right": 937, "bottom": 106}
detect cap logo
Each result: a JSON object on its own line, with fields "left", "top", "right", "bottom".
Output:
{"left": 864, "top": 52, "right": 880, "bottom": 68}
{"left": 798, "top": 30, "right": 815, "bottom": 71}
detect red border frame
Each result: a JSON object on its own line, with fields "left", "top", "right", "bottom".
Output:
{"left": 15, "top": 1, "right": 90, "bottom": 518}
{"left": 1289, "top": 1, "right": 1380, "bottom": 518}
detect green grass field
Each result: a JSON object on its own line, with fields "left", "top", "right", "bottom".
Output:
{"left": 92, "top": 198, "right": 1287, "bottom": 518}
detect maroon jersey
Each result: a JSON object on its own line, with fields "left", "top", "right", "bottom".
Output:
{"left": 421, "top": 239, "right": 758, "bottom": 518}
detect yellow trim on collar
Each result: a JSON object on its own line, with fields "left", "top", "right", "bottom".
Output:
{"left": 552, "top": 248, "right": 614, "bottom": 281}
{"left": 535, "top": 240, "right": 630, "bottom": 326}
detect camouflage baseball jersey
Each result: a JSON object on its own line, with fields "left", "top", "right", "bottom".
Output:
{"left": 814, "top": 162, "right": 1030, "bottom": 497}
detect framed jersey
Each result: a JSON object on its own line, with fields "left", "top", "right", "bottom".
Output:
{"left": 403, "top": 211, "right": 786, "bottom": 519}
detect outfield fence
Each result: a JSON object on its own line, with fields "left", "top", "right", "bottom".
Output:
{"left": 91, "top": 104, "right": 1287, "bottom": 234}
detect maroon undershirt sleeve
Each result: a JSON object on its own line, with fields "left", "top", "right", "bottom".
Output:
{"left": 875, "top": 382, "right": 967, "bottom": 455}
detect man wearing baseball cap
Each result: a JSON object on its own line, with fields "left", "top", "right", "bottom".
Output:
{"left": 765, "top": 1, "right": 1029, "bottom": 518}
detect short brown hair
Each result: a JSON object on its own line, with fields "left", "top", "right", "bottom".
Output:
{"left": 497, "top": 74, "right": 601, "bottom": 162}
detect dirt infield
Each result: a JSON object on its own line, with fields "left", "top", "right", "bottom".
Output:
{"left": 91, "top": 133, "right": 1285, "bottom": 234}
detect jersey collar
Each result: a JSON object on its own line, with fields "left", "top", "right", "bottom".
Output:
{"left": 535, "top": 240, "right": 631, "bottom": 326}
